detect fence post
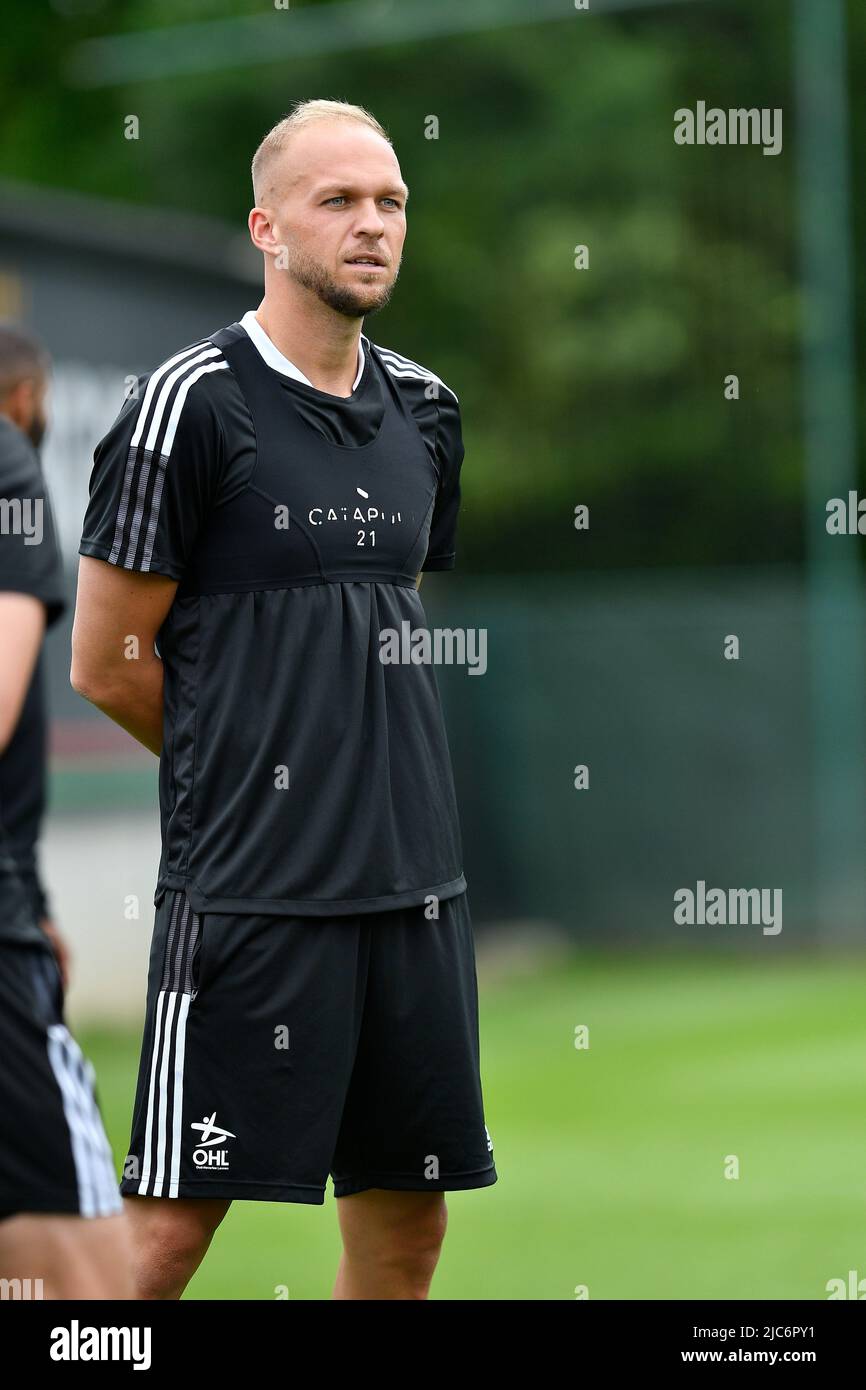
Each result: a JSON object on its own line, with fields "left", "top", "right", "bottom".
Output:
{"left": 795, "top": 0, "right": 866, "bottom": 941}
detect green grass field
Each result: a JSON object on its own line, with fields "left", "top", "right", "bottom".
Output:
{"left": 79, "top": 951, "right": 866, "bottom": 1300}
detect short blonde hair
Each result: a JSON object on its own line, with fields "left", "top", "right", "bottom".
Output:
{"left": 251, "top": 99, "right": 391, "bottom": 203}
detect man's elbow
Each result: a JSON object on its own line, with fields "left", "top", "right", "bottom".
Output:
{"left": 69, "top": 654, "right": 98, "bottom": 703}
{"left": 70, "top": 645, "right": 112, "bottom": 706}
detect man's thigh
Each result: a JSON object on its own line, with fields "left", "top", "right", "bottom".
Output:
{"left": 336, "top": 1189, "right": 447, "bottom": 1252}
{"left": 0, "top": 1211, "right": 132, "bottom": 1299}
{"left": 122, "top": 1193, "right": 231, "bottom": 1246}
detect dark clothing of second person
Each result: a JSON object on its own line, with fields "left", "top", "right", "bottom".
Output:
{"left": 0, "top": 417, "right": 66, "bottom": 944}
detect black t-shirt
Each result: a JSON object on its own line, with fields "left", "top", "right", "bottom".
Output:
{"left": 79, "top": 318, "right": 467, "bottom": 916}
{"left": 0, "top": 418, "right": 66, "bottom": 944}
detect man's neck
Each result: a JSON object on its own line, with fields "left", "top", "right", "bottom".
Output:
{"left": 253, "top": 293, "right": 363, "bottom": 398}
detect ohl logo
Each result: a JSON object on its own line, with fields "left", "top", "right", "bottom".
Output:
{"left": 191, "top": 1111, "right": 236, "bottom": 1170}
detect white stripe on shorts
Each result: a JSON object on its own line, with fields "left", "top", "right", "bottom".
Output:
{"left": 46, "top": 1024, "right": 121, "bottom": 1218}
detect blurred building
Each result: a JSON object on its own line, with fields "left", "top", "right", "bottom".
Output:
{"left": 0, "top": 178, "right": 259, "bottom": 567}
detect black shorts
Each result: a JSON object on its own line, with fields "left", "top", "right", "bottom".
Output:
{"left": 0, "top": 940, "right": 122, "bottom": 1220}
{"left": 121, "top": 888, "right": 497, "bottom": 1204}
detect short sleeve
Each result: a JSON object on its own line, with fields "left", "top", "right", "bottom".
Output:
{"left": 79, "top": 346, "right": 227, "bottom": 579}
{"left": 423, "top": 388, "right": 464, "bottom": 572}
{"left": 0, "top": 423, "right": 66, "bottom": 627}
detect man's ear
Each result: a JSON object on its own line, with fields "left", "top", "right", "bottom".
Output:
{"left": 249, "top": 207, "right": 279, "bottom": 256}
{"left": 1, "top": 377, "right": 38, "bottom": 436}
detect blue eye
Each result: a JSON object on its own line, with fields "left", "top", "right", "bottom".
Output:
{"left": 324, "top": 195, "right": 403, "bottom": 209}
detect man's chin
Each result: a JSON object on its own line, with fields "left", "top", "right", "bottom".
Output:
{"left": 324, "top": 286, "right": 393, "bottom": 319}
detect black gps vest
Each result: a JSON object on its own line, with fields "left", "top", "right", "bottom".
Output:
{"left": 177, "top": 325, "right": 439, "bottom": 596}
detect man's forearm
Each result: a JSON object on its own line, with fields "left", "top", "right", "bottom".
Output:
{"left": 78, "top": 653, "right": 164, "bottom": 756}
{"left": 70, "top": 557, "right": 178, "bottom": 756}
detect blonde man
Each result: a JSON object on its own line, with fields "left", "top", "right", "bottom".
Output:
{"left": 73, "top": 100, "right": 496, "bottom": 1301}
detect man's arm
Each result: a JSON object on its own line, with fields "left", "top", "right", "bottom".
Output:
{"left": 70, "top": 557, "right": 178, "bottom": 756}
{"left": 0, "top": 593, "right": 45, "bottom": 753}
{"left": 0, "top": 591, "right": 72, "bottom": 983}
